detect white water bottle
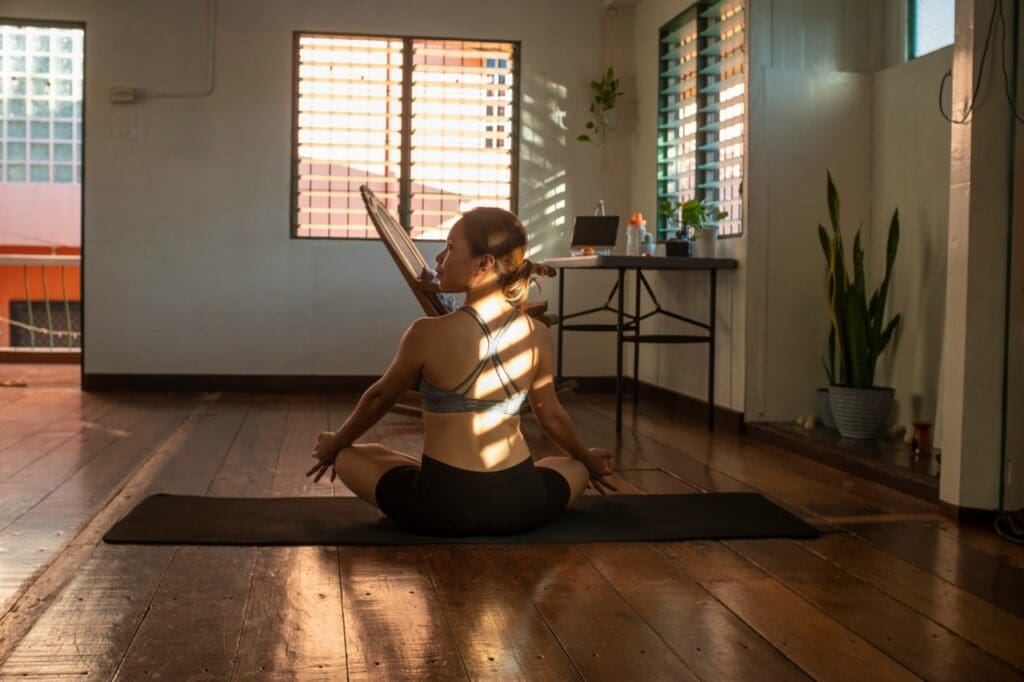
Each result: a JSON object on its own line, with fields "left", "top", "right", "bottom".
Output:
{"left": 626, "top": 212, "right": 646, "bottom": 256}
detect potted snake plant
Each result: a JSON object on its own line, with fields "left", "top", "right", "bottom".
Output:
{"left": 820, "top": 171, "right": 901, "bottom": 439}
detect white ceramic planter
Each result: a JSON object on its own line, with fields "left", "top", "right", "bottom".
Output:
{"left": 691, "top": 229, "right": 716, "bottom": 258}
{"left": 828, "top": 385, "right": 894, "bottom": 439}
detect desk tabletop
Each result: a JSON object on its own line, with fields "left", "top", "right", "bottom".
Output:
{"left": 542, "top": 255, "right": 738, "bottom": 270}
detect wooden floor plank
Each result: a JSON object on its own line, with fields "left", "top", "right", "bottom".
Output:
{"left": 0, "top": 391, "right": 120, "bottom": 483}
{"left": 4, "top": 390, "right": 1022, "bottom": 680}
{"left": 931, "top": 520, "right": 1024, "bottom": 571}
{"left": 113, "top": 393, "right": 301, "bottom": 681}
{"left": 660, "top": 540, "right": 918, "bottom": 681}
{"left": 0, "top": 393, "right": 241, "bottom": 678}
{"left": 625, "top": 396, "right": 939, "bottom": 513}
{"left": 230, "top": 394, "right": 347, "bottom": 680}
{"left": 271, "top": 394, "right": 332, "bottom": 497}
{"left": 579, "top": 542, "right": 811, "bottom": 680}
{"left": 339, "top": 546, "right": 468, "bottom": 680}
{"left": 506, "top": 544, "right": 699, "bottom": 680}
{"left": 729, "top": 537, "right": 1024, "bottom": 680}
{"left": 231, "top": 547, "right": 346, "bottom": 681}
{"left": 145, "top": 392, "right": 253, "bottom": 496}
{"left": 805, "top": 532, "right": 1024, "bottom": 673}
{"left": 0, "top": 394, "right": 159, "bottom": 532}
{"left": 0, "top": 389, "right": 91, "bottom": 458}
{"left": 848, "top": 522, "right": 1024, "bottom": 620}
{"left": 112, "top": 545, "right": 256, "bottom": 681}
{"left": 568, "top": 401, "right": 754, "bottom": 493}
{"left": 0, "top": 544, "right": 176, "bottom": 679}
{"left": 0, "top": 393, "right": 193, "bottom": 614}
{"left": 422, "top": 545, "right": 582, "bottom": 680}
{"left": 580, "top": 396, "right": 930, "bottom": 519}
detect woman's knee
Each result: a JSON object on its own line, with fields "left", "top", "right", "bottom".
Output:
{"left": 536, "top": 456, "right": 589, "bottom": 505}
{"left": 332, "top": 444, "right": 419, "bottom": 503}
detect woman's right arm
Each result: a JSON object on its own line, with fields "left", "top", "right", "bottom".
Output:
{"left": 309, "top": 319, "right": 428, "bottom": 478}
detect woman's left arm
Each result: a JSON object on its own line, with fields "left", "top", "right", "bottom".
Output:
{"left": 312, "top": 319, "right": 428, "bottom": 461}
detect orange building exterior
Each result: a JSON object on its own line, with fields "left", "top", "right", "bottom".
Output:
{"left": 0, "top": 183, "right": 81, "bottom": 349}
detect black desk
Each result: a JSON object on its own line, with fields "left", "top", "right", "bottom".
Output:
{"left": 544, "top": 255, "right": 738, "bottom": 432}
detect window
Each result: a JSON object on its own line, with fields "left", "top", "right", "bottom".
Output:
{"left": 292, "top": 34, "right": 519, "bottom": 240}
{"left": 909, "top": 0, "right": 955, "bottom": 59}
{"left": 657, "top": 0, "right": 745, "bottom": 240}
{"left": 0, "top": 25, "right": 83, "bottom": 184}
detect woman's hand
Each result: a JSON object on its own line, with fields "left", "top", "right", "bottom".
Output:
{"left": 580, "top": 447, "right": 616, "bottom": 494}
{"left": 306, "top": 431, "right": 339, "bottom": 483}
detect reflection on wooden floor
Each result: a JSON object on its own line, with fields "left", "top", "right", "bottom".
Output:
{"left": 1, "top": 365, "right": 1023, "bottom": 679}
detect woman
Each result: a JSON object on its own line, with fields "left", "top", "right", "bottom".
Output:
{"left": 306, "top": 207, "right": 615, "bottom": 536}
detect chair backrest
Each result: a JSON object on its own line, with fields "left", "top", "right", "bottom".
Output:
{"left": 360, "top": 185, "right": 447, "bottom": 317}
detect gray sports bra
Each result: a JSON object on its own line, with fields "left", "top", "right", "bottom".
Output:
{"left": 420, "top": 306, "right": 529, "bottom": 416}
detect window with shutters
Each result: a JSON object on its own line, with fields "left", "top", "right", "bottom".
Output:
{"left": 292, "top": 33, "right": 518, "bottom": 240}
{"left": 657, "top": 0, "right": 744, "bottom": 240}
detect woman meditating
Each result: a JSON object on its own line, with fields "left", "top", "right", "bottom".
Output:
{"left": 306, "top": 207, "right": 615, "bottom": 536}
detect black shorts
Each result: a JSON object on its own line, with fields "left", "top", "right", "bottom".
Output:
{"left": 374, "top": 453, "right": 572, "bottom": 536}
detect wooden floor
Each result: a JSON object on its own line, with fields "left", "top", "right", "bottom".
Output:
{"left": 1, "top": 365, "right": 1023, "bottom": 680}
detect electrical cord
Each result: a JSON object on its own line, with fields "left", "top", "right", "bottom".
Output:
{"left": 997, "top": 0, "right": 1024, "bottom": 124}
{"left": 938, "top": 0, "right": 999, "bottom": 124}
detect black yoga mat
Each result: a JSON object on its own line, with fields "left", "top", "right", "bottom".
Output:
{"left": 104, "top": 493, "right": 819, "bottom": 545}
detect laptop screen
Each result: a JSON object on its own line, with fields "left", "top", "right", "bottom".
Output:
{"left": 570, "top": 215, "right": 620, "bottom": 247}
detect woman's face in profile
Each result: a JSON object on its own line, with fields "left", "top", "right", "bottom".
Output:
{"left": 435, "top": 220, "right": 480, "bottom": 292}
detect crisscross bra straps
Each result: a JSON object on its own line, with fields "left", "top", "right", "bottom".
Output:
{"left": 419, "top": 306, "right": 529, "bottom": 416}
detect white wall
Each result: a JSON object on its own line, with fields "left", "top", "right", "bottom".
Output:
{"left": 744, "top": 0, "right": 880, "bottom": 421}
{"left": 745, "top": 0, "right": 952, "bottom": 424}
{"left": 746, "top": 68, "right": 873, "bottom": 421}
{"left": 0, "top": 0, "right": 622, "bottom": 376}
{"left": 870, "top": 47, "right": 952, "bottom": 427}
{"left": 628, "top": 0, "right": 746, "bottom": 412}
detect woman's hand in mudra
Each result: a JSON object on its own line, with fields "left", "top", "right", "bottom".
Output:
{"left": 581, "top": 447, "right": 616, "bottom": 494}
{"left": 306, "top": 431, "right": 339, "bottom": 483}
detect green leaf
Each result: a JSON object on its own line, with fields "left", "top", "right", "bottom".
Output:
{"left": 845, "top": 285, "right": 872, "bottom": 387}
{"left": 878, "top": 313, "right": 901, "bottom": 354}
{"left": 818, "top": 224, "right": 831, "bottom": 261}
{"left": 826, "top": 170, "right": 839, "bottom": 235}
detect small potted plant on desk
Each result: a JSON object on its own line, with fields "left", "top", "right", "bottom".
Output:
{"left": 658, "top": 199, "right": 687, "bottom": 255}
{"left": 820, "top": 171, "right": 902, "bottom": 439}
{"left": 658, "top": 198, "right": 727, "bottom": 258}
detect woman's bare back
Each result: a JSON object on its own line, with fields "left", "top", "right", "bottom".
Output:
{"left": 419, "top": 306, "right": 541, "bottom": 472}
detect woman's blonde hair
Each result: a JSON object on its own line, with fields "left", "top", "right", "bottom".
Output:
{"left": 460, "top": 207, "right": 555, "bottom": 307}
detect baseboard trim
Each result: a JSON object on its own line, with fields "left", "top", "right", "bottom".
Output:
{"left": 938, "top": 500, "right": 1001, "bottom": 524}
{"left": 565, "top": 376, "right": 745, "bottom": 434}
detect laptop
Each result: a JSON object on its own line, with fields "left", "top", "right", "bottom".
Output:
{"left": 569, "top": 215, "right": 619, "bottom": 256}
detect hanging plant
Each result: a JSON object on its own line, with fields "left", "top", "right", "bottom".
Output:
{"left": 577, "top": 67, "right": 624, "bottom": 143}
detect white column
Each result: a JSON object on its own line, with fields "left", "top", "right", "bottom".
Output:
{"left": 939, "top": 0, "right": 1016, "bottom": 510}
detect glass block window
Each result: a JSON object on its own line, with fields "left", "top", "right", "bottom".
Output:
{"left": 909, "top": 0, "right": 955, "bottom": 59}
{"left": 657, "top": 0, "right": 745, "bottom": 240}
{"left": 294, "top": 33, "right": 518, "bottom": 240}
{"left": 0, "top": 25, "right": 83, "bottom": 184}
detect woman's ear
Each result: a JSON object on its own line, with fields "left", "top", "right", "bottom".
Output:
{"left": 477, "top": 253, "right": 496, "bottom": 275}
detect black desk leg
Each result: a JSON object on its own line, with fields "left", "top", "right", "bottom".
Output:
{"left": 633, "top": 268, "right": 641, "bottom": 405}
{"left": 556, "top": 267, "right": 564, "bottom": 382}
{"left": 708, "top": 269, "right": 717, "bottom": 431}
{"left": 616, "top": 267, "right": 625, "bottom": 433}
